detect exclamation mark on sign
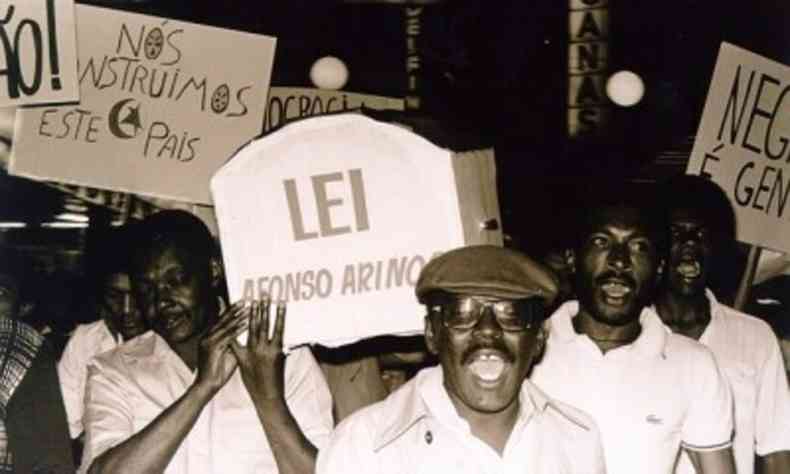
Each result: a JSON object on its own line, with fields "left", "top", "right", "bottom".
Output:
{"left": 46, "top": 0, "right": 61, "bottom": 90}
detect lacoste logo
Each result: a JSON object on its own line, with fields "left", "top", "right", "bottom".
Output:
{"left": 646, "top": 414, "right": 662, "bottom": 425}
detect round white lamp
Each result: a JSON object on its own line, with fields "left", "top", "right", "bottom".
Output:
{"left": 310, "top": 56, "right": 349, "bottom": 91}
{"left": 606, "top": 70, "right": 645, "bottom": 107}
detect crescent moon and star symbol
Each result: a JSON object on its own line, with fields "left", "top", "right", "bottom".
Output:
{"left": 108, "top": 98, "right": 143, "bottom": 139}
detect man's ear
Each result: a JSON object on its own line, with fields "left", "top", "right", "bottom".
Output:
{"left": 531, "top": 325, "right": 548, "bottom": 367}
{"left": 18, "top": 302, "right": 34, "bottom": 320}
{"left": 565, "top": 249, "right": 576, "bottom": 273}
{"left": 424, "top": 315, "right": 440, "bottom": 356}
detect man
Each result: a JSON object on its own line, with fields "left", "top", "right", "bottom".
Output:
{"left": 0, "top": 247, "right": 75, "bottom": 473}
{"left": 82, "top": 210, "right": 333, "bottom": 474}
{"left": 59, "top": 226, "right": 148, "bottom": 439}
{"left": 654, "top": 175, "right": 790, "bottom": 474}
{"left": 531, "top": 186, "right": 736, "bottom": 474}
{"left": 318, "top": 245, "right": 606, "bottom": 474}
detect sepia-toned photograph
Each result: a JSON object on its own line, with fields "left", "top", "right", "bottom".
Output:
{"left": 0, "top": 1, "right": 787, "bottom": 473}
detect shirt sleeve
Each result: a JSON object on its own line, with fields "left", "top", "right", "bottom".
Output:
{"left": 6, "top": 341, "right": 76, "bottom": 474}
{"left": 754, "top": 331, "right": 790, "bottom": 455}
{"left": 80, "top": 358, "right": 135, "bottom": 474}
{"left": 58, "top": 327, "right": 89, "bottom": 439}
{"left": 283, "top": 346, "right": 335, "bottom": 450}
{"left": 681, "top": 345, "right": 734, "bottom": 451}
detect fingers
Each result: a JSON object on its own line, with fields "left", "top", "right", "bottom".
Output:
{"left": 220, "top": 300, "right": 248, "bottom": 320}
{"left": 204, "top": 308, "right": 247, "bottom": 348}
{"left": 272, "top": 301, "right": 286, "bottom": 347}
{"left": 233, "top": 298, "right": 287, "bottom": 349}
{"left": 260, "top": 298, "right": 271, "bottom": 344}
{"left": 247, "top": 298, "right": 264, "bottom": 348}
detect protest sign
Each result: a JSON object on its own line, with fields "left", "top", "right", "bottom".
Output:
{"left": 211, "top": 113, "right": 501, "bottom": 348}
{"left": 10, "top": 5, "right": 275, "bottom": 204}
{"left": 264, "top": 87, "right": 403, "bottom": 132}
{"left": 0, "top": 0, "right": 79, "bottom": 106}
{"left": 687, "top": 43, "right": 790, "bottom": 254}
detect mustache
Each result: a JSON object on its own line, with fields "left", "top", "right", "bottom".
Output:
{"left": 594, "top": 271, "right": 636, "bottom": 288}
{"left": 153, "top": 301, "right": 185, "bottom": 317}
{"left": 461, "top": 342, "right": 515, "bottom": 365}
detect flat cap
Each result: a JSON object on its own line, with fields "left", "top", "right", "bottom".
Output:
{"left": 416, "top": 245, "right": 558, "bottom": 305}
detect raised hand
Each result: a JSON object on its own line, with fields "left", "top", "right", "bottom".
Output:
{"left": 231, "top": 298, "right": 286, "bottom": 401}
{"left": 194, "top": 300, "right": 248, "bottom": 396}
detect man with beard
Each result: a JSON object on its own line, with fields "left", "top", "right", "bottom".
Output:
{"left": 317, "top": 245, "right": 605, "bottom": 474}
{"left": 81, "top": 210, "right": 333, "bottom": 474}
{"left": 59, "top": 226, "right": 149, "bottom": 440}
{"left": 654, "top": 175, "right": 790, "bottom": 474}
{"left": 531, "top": 187, "right": 736, "bottom": 474}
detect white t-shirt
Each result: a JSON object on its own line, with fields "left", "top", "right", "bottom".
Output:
{"left": 317, "top": 365, "right": 606, "bottom": 474}
{"left": 81, "top": 331, "right": 334, "bottom": 474}
{"left": 57, "top": 319, "right": 120, "bottom": 438}
{"left": 531, "top": 301, "right": 733, "bottom": 474}
{"left": 672, "top": 290, "right": 790, "bottom": 474}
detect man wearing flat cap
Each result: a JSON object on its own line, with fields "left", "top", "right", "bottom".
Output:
{"left": 317, "top": 245, "right": 606, "bottom": 474}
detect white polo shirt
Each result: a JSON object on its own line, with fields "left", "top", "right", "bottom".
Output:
{"left": 531, "top": 301, "right": 733, "bottom": 474}
{"left": 672, "top": 290, "right": 790, "bottom": 474}
{"left": 81, "top": 331, "right": 334, "bottom": 474}
{"left": 58, "top": 319, "right": 121, "bottom": 438}
{"left": 317, "top": 365, "right": 605, "bottom": 474}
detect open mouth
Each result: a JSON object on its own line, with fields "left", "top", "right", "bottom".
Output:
{"left": 467, "top": 351, "right": 508, "bottom": 383}
{"left": 675, "top": 260, "right": 701, "bottom": 280}
{"left": 600, "top": 279, "right": 633, "bottom": 304}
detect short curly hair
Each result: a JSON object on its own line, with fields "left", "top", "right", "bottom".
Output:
{"left": 130, "top": 210, "right": 217, "bottom": 280}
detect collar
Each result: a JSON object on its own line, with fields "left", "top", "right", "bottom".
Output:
{"left": 371, "top": 365, "right": 589, "bottom": 451}
{"left": 98, "top": 319, "right": 123, "bottom": 345}
{"left": 548, "top": 300, "right": 667, "bottom": 358}
{"left": 699, "top": 288, "right": 725, "bottom": 344}
{"left": 116, "top": 330, "right": 195, "bottom": 382}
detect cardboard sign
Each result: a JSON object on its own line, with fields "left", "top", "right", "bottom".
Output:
{"left": 212, "top": 113, "right": 501, "bottom": 348}
{"left": 10, "top": 5, "right": 276, "bottom": 204}
{"left": 264, "top": 87, "right": 404, "bottom": 132}
{"left": 687, "top": 43, "right": 790, "bottom": 253}
{"left": 0, "top": 0, "right": 79, "bottom": 106}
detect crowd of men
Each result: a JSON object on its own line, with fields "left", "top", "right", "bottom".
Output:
{"left": 0, "top": 174, "right": 788, "bottom": 473}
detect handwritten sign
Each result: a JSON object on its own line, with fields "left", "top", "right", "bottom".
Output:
{"left": 264, "top": 87, "right": 403, "bottom": 132}
{"left": 10, "top": 5, "right": 275, "bottom": 204}
{"left": 212, "top": 113, "right": 501, "bottom": 347}
{"left": 687, "top": 43, "right": 790, "bottom": 253}
{"left": 0, "top": 0, "right": 78, "bottom": 106}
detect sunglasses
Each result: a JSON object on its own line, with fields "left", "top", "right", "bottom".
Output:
{"left": 430, "top": 296, "right": 543, "bottom": 332}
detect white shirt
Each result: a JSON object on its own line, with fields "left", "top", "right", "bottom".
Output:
{"left": 531, "top": 301, "right": 733, "bottom": 474}
{"left": 317, "top": 365, "right": 606, "bottom": 474}
{"left": 672, "top": 290, "right": 790, "bottom": 474}
{"left": 81, "top": 331, "right": 334, "bottom": 474}
{"left": 58, "top": 319, "right": 120, "bottom": 438}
